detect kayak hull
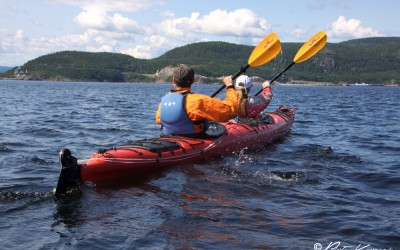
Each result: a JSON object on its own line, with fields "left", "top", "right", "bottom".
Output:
{"left": 80, "top": 108, "right": 295, "bottom": 183}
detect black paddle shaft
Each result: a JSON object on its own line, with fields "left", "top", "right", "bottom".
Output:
{"left": 210, "top": 64, "right": 250, "bottom": 97}
{"left": 255, "top": 61, "right": 295, "bottom": 96}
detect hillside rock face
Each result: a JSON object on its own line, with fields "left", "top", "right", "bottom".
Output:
{"left": 315, "top": 57, "right": 335, "bottom": 73}
{"left": 155, "top": 66, "right": 210, "bottom": 84}
{"left": 156, "top": 66, "right": 175, "bottom": 80}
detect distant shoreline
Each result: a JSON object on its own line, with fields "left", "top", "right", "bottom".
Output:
{"left": 1, "top": 78, "right": 399, "bottom": 86}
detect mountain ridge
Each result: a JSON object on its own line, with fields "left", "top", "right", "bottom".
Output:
{"left": 0, "top": 66, "right": 12, "bottom": 73}
{"left": 1, "top": 37, "right": 399, "bottom": 84}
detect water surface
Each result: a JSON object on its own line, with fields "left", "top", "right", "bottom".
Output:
{"left": 0, "top": 80, "right": 399, "bottom": 249}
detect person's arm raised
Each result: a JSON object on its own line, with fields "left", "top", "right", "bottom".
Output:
{"left": 255, "top": 31, "right": 327, "bottom": 96}
{"left": 211, "top": 32, "right": 281, "bottom": 98}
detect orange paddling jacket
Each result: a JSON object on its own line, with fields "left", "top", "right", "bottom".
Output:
{"left": 156, "top": 87, "right": 238, "bottom": 134}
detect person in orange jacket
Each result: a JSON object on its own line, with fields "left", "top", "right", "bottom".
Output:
{"left": 156, "top": 64, "right": 238, "bottom": 135}
{"left": 234, "top": 75, "right": 272, "bottom": 118}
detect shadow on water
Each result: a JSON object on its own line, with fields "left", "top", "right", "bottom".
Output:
{"left": 50, "top": 167, "right": 178, "bottom": 228}
{"left": 53, "top": 191, "right": 87, "bottom": 228}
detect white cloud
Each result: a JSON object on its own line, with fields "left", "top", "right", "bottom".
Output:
{"left": 327, "top": 16, "right": 385, "bottom": 40}
{"left": 11, "top": 29, "right": 28, "bottom": 51}
{"left": 156, "top": 9, "right": 270, "bottom": 40}
{"left": 15, "top": 29, "right": 25, "bottom": 40}
{"left": 290, "top": 28, "right": 307, "bottom": 39}
{"left": 0, "top": 4, "right": 272, "bottom": 65}
{"left": 46, "top": 29, "right": 137, "bottom": 53}
{"left": 122, "top": 35, "right": 169, "bottom": 59}
{"left": 161, "top": 10, "right": 175, "bottom": 18}
{"left": 0, "top": 1, "right": 158, "bottom": 65}
{"left": 119, "top": 9, "right": 272, "bottom": 59}
{"left": 0, "top": 27, "right": 125, "bottom": 66}
{"left": 122, "top": 44, "right": 152, "bottom": 59}
{"left": 74, "top": 9, "right": 143, "bottom": 33}
{"left": 87, "top": 44, "right": 114, "bottom": 52}
{"left": 74, "top": 8, "right": 109, "bottom": 29}
{"left": 111, "top": 13, "right": 141, "bottom": 32}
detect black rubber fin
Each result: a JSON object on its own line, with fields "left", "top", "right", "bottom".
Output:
{"left": 53, "top": 149, "right": 82, "bottom": 199}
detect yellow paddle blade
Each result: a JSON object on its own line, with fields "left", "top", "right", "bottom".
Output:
{"left": 248, "top": 32, "right": 281, "bottom": 67}
{"left": 294, "top": 31, "right": 327, "bottom": 63}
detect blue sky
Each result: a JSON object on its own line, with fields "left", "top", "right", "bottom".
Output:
{"left": 0, "top": 0, "right": 399, "bottom": 66}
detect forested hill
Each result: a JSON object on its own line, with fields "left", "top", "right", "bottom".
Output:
{"left": 2, "top": 37, "right": 399, "bottom": 84}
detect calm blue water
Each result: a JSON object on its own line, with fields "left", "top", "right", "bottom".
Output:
{"left": 0, "top": 80, "right": 399, "bottom": 249}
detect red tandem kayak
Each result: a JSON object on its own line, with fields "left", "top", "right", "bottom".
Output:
{"left": 54, "top": 106, "right": 295, "bottom": 198}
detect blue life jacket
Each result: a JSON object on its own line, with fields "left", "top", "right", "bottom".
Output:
{"left": 160, "top": 92, "right": 197, "bottom": 135}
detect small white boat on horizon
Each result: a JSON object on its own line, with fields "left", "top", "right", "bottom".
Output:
{"left": 351, "top": 82, "right": 370, "bottom": 86}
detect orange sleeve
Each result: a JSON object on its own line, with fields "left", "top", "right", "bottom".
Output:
{"left": 185, "top": 88, "right": 238, "bottom": 122}
{"left": 155, "top": 103, "right": 161, "bottom": 124}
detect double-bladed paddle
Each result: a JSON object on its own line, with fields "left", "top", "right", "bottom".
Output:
{"left": 255, "top": 31, "right": 327, "bottom": 96}
{"left": 210, "top": 32, "right": 281, "bottom": 97}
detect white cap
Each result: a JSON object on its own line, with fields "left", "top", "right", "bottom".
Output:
{"left": 235, "top": 75, "right": 253, "bottom": 89}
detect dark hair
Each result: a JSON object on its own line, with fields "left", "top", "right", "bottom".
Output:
{"left": 173, "top": 64, "right": 194, "bottom": 88}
